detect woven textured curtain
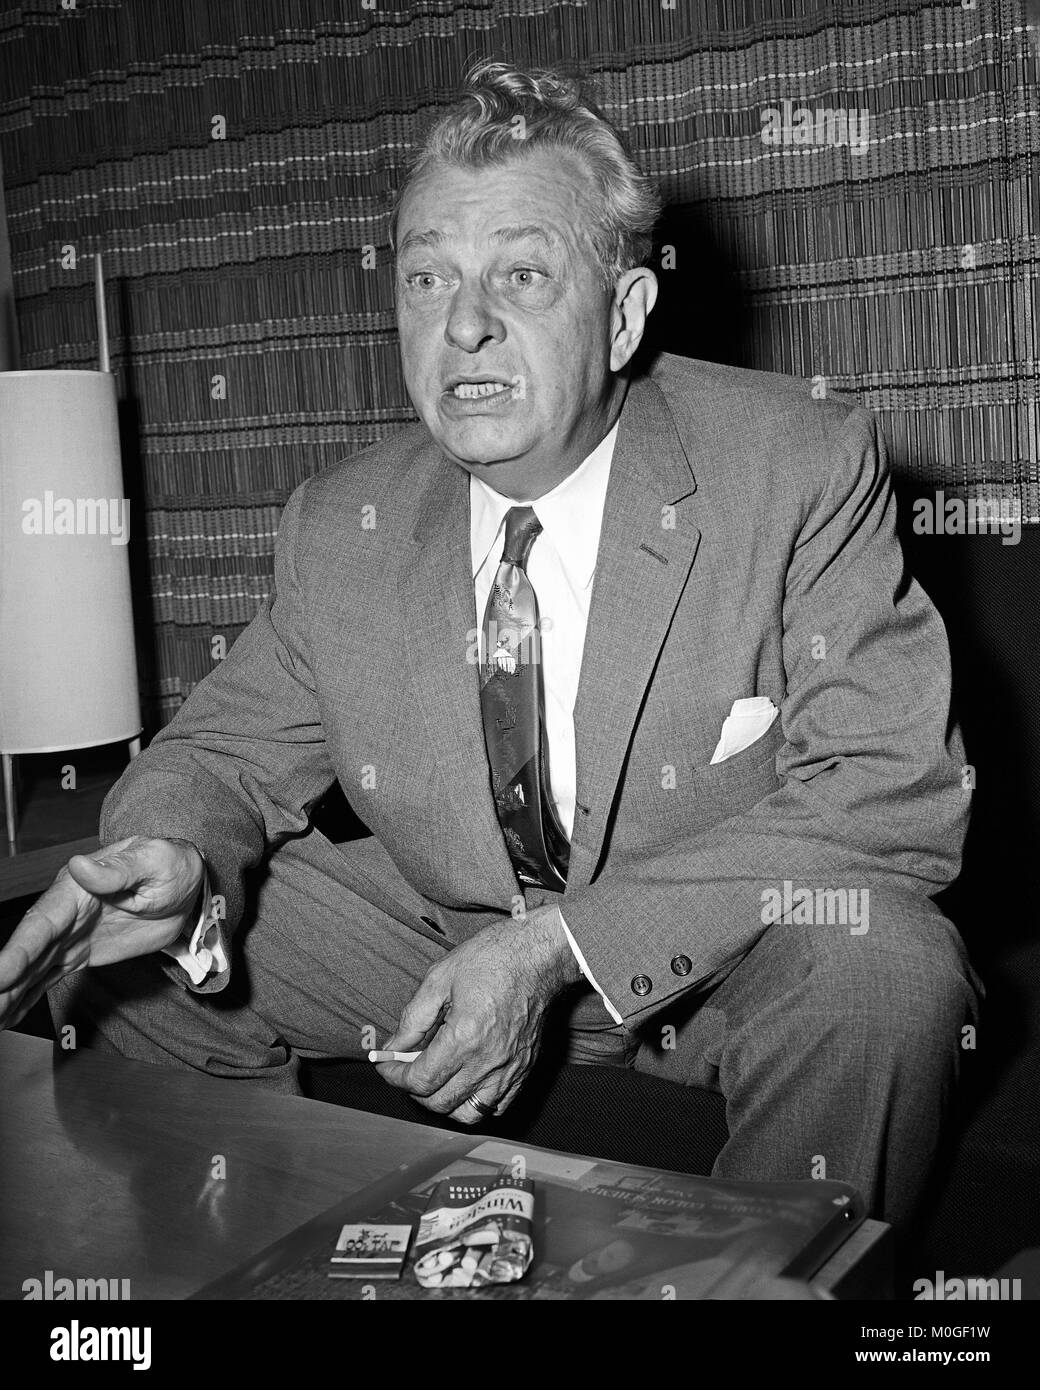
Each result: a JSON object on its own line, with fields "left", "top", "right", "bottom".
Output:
{"left": 1, "top": 0, "right": 1037, "bottom": 727}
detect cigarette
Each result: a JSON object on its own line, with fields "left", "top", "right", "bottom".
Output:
{"left": 367, "top": 1049, "right": 421, "bottom": 1063}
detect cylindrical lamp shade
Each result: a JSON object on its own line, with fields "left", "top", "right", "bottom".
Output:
{"left": 0, "top": 370, "right": 141, "bottom": 753}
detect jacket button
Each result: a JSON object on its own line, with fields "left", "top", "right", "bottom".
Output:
{"left": 670, "top": 955, "right": 693, "bottom": 976}
{"left": 630, "top": 974, "right": 653, "bottom": 996}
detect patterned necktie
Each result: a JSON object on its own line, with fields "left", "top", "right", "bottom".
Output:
{"left": 479, "top": 506, "right": 569, "bottom": 890}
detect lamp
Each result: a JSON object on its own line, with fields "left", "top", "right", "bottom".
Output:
{"left": 0, "top": 258, "right": 141, "bottom": 844}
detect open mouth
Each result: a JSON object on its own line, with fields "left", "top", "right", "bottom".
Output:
{"left": 447, "top": 379, "right": 514, "bottom": 400}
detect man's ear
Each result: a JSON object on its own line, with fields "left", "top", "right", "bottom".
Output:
{"left": 609, "top": 266, "right": 659, "bottom": 371}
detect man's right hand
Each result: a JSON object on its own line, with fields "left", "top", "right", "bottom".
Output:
{"left": 0, "top": 836, "right": 205, "bottom": 1033}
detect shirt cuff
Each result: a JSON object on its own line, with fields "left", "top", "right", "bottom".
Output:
{"left": 558, "top": 908, "right": 623, "bottom": 1025}
{"left": 162, "top": 865, "right": 229, "bottom": 986}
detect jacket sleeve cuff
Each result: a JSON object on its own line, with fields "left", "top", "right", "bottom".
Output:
{"left": 558, "top": 907, "right": 623, "bottom": 1024}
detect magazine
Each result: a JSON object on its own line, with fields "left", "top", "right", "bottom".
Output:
{"left": 192, "top": 1138, "right": 865, "bottom": 1300}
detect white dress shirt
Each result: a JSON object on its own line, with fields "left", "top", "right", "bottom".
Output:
{"left": 169, "top": 420, "right": 623, "bottom": 1021}
{"left": 470, "top": 420, "right": 622, "bottom": 1023}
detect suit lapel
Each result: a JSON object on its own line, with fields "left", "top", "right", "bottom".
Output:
{"left": 568, "top": 373, "right": 701, "bottom": 891}
{"left": 397, "top": 447, "right": 521, "bottom": 906}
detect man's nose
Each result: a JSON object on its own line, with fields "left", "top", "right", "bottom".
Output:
{"left": 444, "top": 281, "right": 505, "bottom": 352}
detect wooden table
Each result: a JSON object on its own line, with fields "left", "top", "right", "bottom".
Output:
{"left": 0, "top": 1031, "right": 449, "bottom": 1300}
{"left": 0, "top": 1031, "right": 889, "bottom": 1300}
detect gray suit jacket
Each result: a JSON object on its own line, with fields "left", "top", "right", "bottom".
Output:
{"left": 101, "top": 353, "right": 968, "bottom": 1026}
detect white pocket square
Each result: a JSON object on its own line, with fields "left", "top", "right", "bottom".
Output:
{"left": 710, "top": 697, "right": 780, "bottom": 765}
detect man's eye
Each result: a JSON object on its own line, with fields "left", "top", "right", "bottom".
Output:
{"left": 508, "top": 267, "right": 545, "bottom": 287}
{"left": 406, "top": 272, "right": 444, "bottom": 290}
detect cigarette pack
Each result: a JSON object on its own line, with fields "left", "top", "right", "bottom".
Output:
{"left": 412, "top": 1174, "right": 535, "bottom": 1288}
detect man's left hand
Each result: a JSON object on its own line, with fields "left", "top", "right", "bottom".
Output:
{"left": 374, "top": 905, "right": 580, "bottom": 1124}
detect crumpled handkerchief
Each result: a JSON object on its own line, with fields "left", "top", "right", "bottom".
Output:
{"left": 710, "top": 696, "right": 780, "bottom": 765}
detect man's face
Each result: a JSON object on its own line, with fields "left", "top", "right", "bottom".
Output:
{"left": 394, "top": 148, "right": 618, "bottom": 495}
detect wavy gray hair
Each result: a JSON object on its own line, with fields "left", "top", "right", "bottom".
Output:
{"left": 389, "top": 60, "right": 661, "bottom": 292}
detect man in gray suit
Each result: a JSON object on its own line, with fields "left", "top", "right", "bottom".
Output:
{"left": 0, "top": 63, "right": 977, "bottom": 1227}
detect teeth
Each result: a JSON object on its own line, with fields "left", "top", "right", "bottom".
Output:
{"left": 453, "top": 381, "right": 511, "bottom": 399}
